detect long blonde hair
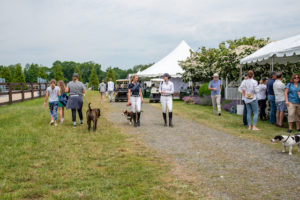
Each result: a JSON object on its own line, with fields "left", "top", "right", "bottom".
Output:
{"left": 50, "top": 79, "right": 56, "bottom": 89}
{"left": 58, "top": 80, "right": 65, "bottom": 93}
{"left": 131, "top": 75, "right": 138, "bottom": 83}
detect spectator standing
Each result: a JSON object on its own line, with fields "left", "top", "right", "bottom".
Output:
{"left": 285, "top": 74, "right": 300, "bottom": 133}
{"left": 257, "top": 77, "right": 268, "bottom": 121}
{"left": 107, "top": 78, "right": 114, "bottom": 103}
{"left": 208, "top": 73, "right": 222, "bottom": 116}
{"left": 267, "top": 72, "right": 277, "bottom": 124}
{"left": 273, "top": 72, "right": 286, "bottom": 127}
{"left": 239, "top": 73, "right": 249, "bottom": 126}
{"left": 98, "top": 80, "right": 106, "bottom": 103}
{"left": 239, "top": 70, "right": 260, "bottom": 131}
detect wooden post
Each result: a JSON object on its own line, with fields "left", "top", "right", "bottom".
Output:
{"left": 8, "top": 83, "right": 12, "bottom": 104}
{"left": 31, "top": 83, "right": 34, "bottom": 99}
{"left": 21, "top": 83, "right": 25, "bottom": 101}
{"left": 39, "top": 83, "right": 42, "bottom": 97}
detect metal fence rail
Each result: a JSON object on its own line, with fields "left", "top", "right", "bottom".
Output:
{"left": 0, "top": 82, "right": 48, "bottom": 106}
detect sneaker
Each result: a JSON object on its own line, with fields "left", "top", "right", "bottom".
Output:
{"left": 50, "top": 120, "right": 54, "bottom": 125}
{"left": 60, "top": 118, "right": 64, "bottom": 124}
{"left": 54, "top": 123, "right": 58, "bottom": 127}
{"left": 80, "top": 120, "right": 84, "bottom": 125}
{"left": 218, "top": 113, "right": 221, "bottom": 116}
{"left": 73, "top": 122, "right": 77, "bottom": 128}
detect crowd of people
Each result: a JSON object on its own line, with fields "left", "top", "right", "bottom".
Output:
{"left": 238, "top": 70, "right": 300, "bottom": 132}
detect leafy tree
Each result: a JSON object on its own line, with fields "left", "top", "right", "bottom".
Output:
{"left": 88, "top": 67, "right": 99, "bottom": 90}
{"left": 0, "top": 67, "right": 12, "bottom": 82}
{"left": 105, "top": 67, "right": 116, "bottom": 83}
{"left": 38, "top": 67, "right": 48, "bottom": 80}
{"left": 26, "top": 64, "right": 39, "bottom": 82}
{"left": 13, "top": 64, "right": 25, "bottom": 83}
{"left": 53, "top": 64, "right": 65, "bottom": 81}
{"left": 74, "top": 66, "right": 83, "bottom": 81}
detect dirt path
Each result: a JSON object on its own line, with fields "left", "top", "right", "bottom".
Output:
{"left": 106, "top": 102, "right": 300, "bottom": 200}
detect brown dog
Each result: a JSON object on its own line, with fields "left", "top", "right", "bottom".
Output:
{"left": 86, "top": 103, "right": 101, "bottom": 132}
{"left": 122, "top": 110, "right": 133, "bottom": 125}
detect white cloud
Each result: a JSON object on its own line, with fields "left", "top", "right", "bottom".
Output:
{"left": 0, "top": 0, "right": 300, "bottom": 69}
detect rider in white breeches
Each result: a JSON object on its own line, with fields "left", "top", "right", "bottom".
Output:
{"left": 159, "top": 73, "right": 174, "bottom": 127}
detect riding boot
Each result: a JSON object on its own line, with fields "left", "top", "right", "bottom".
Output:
{"left": 162, "top": 113, "right": 167, "bottom": 126}
{"left": 137, "top": 112, "right": 141, "bottom": 126}
{"left": 169, "top": 112, "right": 173, "bottom": 127}
{"left": 133, "top": 113, "right": 137, "bottom": 127}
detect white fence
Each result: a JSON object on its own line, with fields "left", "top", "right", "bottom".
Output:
{"left": 225, "top": 87, "right": 242, "bottom": 100}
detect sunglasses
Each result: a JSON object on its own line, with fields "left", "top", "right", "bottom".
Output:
{"left": 294, "top": 77, "right": 299, "bottom": 79}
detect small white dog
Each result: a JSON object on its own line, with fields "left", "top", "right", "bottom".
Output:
{"left": 271, "top": 134, "right": 300, "bottom": 155}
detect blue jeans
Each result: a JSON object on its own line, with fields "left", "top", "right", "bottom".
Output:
{"left": 49, "top": 101, "right": 58, "bottom": 120}
{"left": 246, "top": 100, "right": 258, "bottom": 126}
{"left": 268, "top": 95, "right": 276, "bottom": 124}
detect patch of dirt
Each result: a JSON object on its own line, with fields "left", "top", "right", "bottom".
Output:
{"left": 106, "top": 102, "right": 300, "bottom": 200}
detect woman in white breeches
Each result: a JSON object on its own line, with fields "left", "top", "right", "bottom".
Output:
{"left": 159, "top": 73, "right": 174, "bottom": 127}
{"left": 127, "top": 75, "right": 143, "bottom": 127}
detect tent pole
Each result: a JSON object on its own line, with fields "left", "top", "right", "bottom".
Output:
{"left": 271, "top": 56, "right": 274, "bottom": 72}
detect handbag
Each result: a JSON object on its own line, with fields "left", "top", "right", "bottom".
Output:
{"left": 245, "top": 93, "right": 254, "bottom": 99}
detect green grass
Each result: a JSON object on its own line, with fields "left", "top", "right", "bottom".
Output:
{"left": 0, "top": 92, "right": 205, "bottom": 199}
{"left": 152, "top": 101, "right": 297, "bottom": 148}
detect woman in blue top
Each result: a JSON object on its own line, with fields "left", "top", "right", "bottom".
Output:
{"left": 285, "top": 73, "right": 300, "bottom": 133}
{"left": 127, "top": 75, "right": 144, "bottom": 127}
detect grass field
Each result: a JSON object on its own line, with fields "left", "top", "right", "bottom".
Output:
{"left": 153, "top": 101, "right": 297, "bottom": 147}
{"left": 0, "top": 92, "right": 203, "bottom": 199}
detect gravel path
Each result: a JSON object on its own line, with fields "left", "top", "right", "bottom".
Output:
{"left": 106, "top": 102, "right": 300, "bottom": 200}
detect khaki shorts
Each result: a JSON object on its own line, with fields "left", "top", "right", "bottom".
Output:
{"left": 287, "top": 103, "right": 300, "bottom": 122}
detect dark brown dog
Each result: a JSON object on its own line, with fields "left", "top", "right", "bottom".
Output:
{"left": 86, "top": 103, "right": 101, "bottom": 132}
{"left": 122, "top": 110, "right": 133, "bottom": 125}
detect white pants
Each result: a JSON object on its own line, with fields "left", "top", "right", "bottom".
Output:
{"left": 161, "top": 95, "right": 173, "bottom": 113}
{"left": 211, "top": 95, "right": 221, "bottom": 114}
{"left": 130, "top": 96, "right": 141, "bottom": 113}
{"left": 108, "top": 91, "right": 114, "bottom": 101}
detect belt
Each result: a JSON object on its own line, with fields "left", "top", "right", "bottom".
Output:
{"left": 131, "top": 95, "right": 140, "bottom": 97}
{"left": 161, "top": 94, "right": 172, "bottom": 96}
{"left": 70, "top": 94, "right": 80, "bottom": 97}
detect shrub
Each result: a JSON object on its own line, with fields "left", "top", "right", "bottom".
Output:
{"left": 198, "top": 83, "right": 210, "bottom": 97}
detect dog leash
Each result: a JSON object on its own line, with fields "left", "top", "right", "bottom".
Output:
{"left": 283, "top": 135, "right": 290, "bottom": 143}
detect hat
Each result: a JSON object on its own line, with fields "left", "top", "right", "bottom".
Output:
{"left": 73, "top": 73, "right": 79, "bottom": 77}
{"left": 213, "top": 73, "right": 219, "bottom": 77}
{"left": 162, "top": 73, "right": 171, "bottom": 78}
{"left": 244, "top": 73, "right": 248, "bottom": 77}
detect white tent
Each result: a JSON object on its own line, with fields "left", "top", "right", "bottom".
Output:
{"left": 138, "top": 40, "right": 192, "bottom": 78}
{"left": 240, "top": 34, "right": 300, "bottom": 70}
{"left": 137, "top": 40, "right": 192, "bottom": 93}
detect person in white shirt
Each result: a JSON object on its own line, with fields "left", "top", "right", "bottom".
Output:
{"left": 239, "top": 70, "right": 260, "bottom": 131}
{"left": 257, "top": 77, "right": 268, "bottom": 121}
{"left": 159, "top": 73, "right": 174, "bottom": 127}
{"left": 107, "top": 78, "right": 115, "bottom": 102}
{"left": 239, "top": 73, "right": 249, "bottom": 126}
{"left": 273, "top": 72, "right": 286, "bottom": 127}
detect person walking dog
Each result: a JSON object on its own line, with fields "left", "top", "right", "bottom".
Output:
{"left": 127, "top": 75, "right": 143, "bottom": 127}
{"left": 267, "top": 72, "right": 277, "bottom": 124}
{"left": 208, "top": 73, "right": 222, "bottom": 116}
{"left": 66, "top": 73, "right": 86, "bottom": 128}
{"left": 159, "top": 73, "right": 174, "bottom": 127}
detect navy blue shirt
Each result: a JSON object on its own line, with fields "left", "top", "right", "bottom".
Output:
{"left": 267, "top": 78, "right": 275, "bottom": 95}
{"left": 128, "top": 83, "right": 141, "bottom": 96}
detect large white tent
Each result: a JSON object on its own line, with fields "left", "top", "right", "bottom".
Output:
{"left": 137, "top": 40, "right": 192, "bottom": 93}
{"left": 240, "top": 34, "right": 300, "bottom": 70}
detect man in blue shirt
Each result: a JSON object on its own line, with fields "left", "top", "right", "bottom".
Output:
{"left": 208, "top": 73, "right": 222, "bottom": 116}
{"left": 267, "top": 72, "right": 277, "bottom": 124}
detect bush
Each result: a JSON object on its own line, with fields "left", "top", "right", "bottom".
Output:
{"left": 198, "top": 83, "right": 210, "bottom": 97}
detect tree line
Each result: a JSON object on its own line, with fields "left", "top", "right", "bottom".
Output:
{"left": 0, "top": 61, "right": 152, "bottom": 90}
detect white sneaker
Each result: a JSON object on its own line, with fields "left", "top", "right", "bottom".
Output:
{"left": 50, "top": 120, "right": 54, "bottom": 125}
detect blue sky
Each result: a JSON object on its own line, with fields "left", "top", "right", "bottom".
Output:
{"left": 0, "top": 0, "right": 300, "bottom": 70}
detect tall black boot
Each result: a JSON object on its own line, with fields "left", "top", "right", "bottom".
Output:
{"left": 133, "top": 113, "right": 137, "bottom": 127}
{"left": 169, "top": 112, "right": 173, "bottom": 127}
{"left": 137, "top": 112, "right": 141, "bottom": 127}
{"left": 162, "top": 113, "right": 167, "bottom": 126}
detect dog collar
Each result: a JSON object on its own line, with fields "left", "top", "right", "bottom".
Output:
{"left": 283, "top": 135, "right": 290, "bottom": 143}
